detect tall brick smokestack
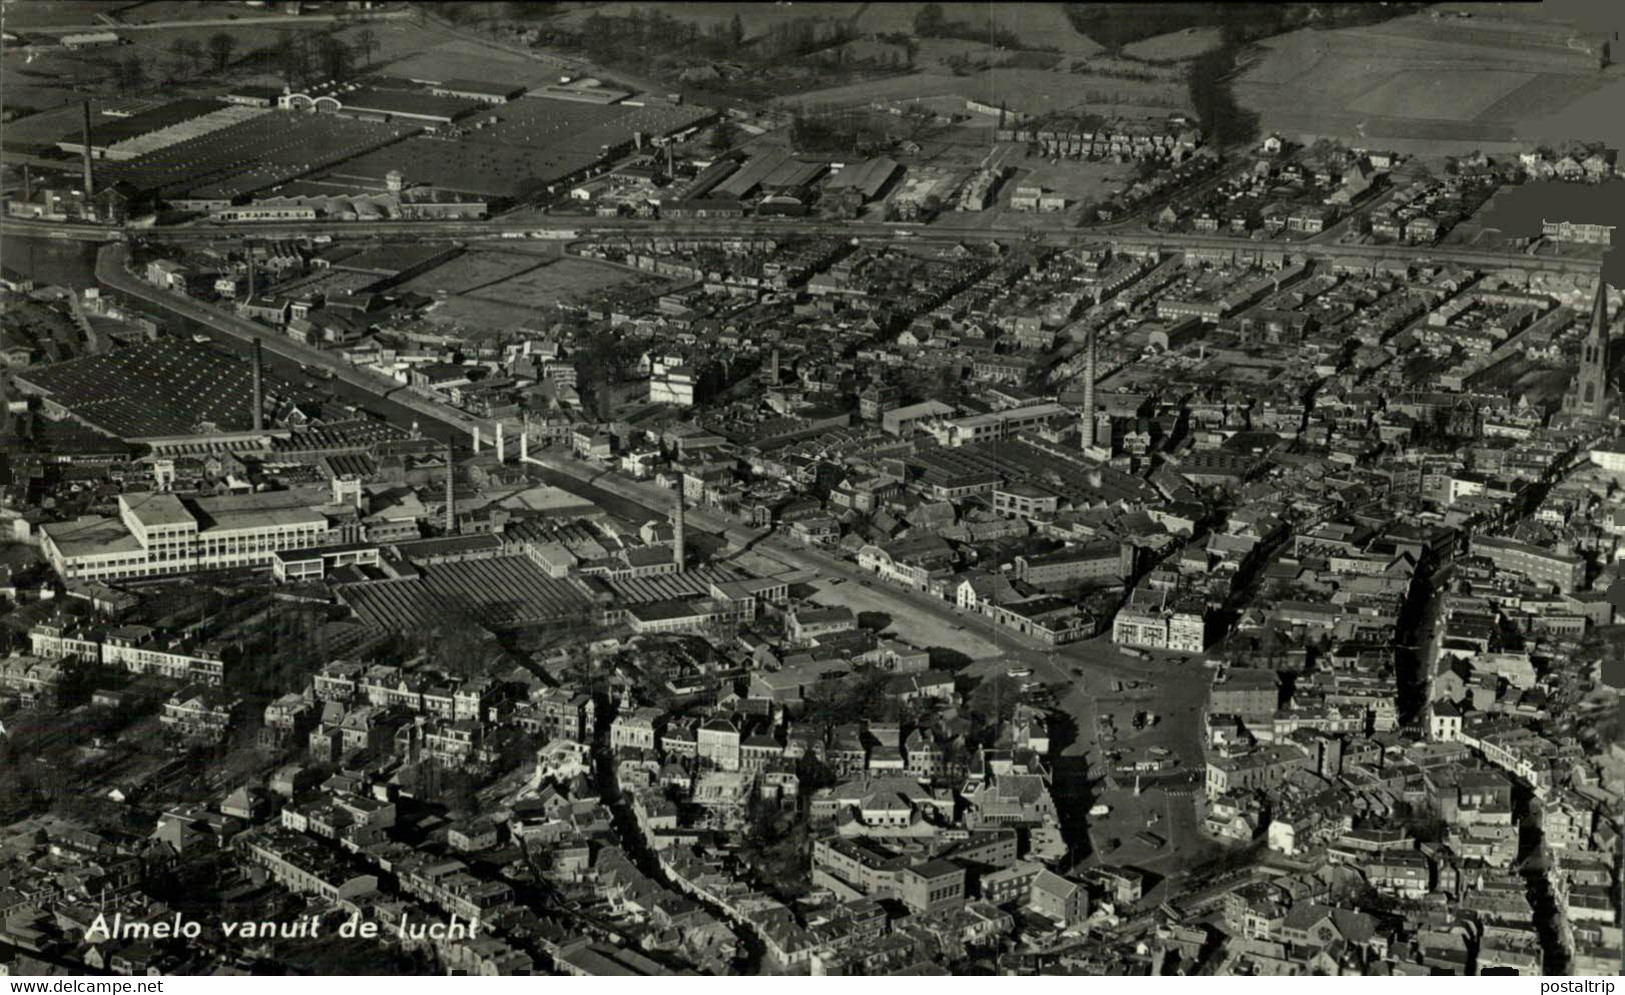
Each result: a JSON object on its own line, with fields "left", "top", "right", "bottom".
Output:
{"left": 444, "top": 446, "right": 455, "bottom": 532}
{"left": 81, "top": 100, "right": 95, "bottom": 204}
{"left": 251, "top": 338, "right": 264, "bottom": 432}
{"left": 673, "top": 494, "right": 686, "bottom": 572}
{"left": 1080, "top": 327, "right": 1097, "bottom": 449}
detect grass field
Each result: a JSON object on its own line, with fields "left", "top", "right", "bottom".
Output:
{"left": 421, "top": 294, "right": 535, "bottom": 329}
{"left": 780, "top": 66, "right": 1188, "bottom": 118}
{"left": 1233, "top": 10, "right": 1619, "bottom": 152}
{"left": 1347, "top": 69, "right": 1534, "bottom": 121}
{"left": 0, "top": 1, "right": 127, "bottom": 28}
{"left": 467, "top": 257, "right": 651, "bottom": 309}
{"left": 400, "top": 250, "right": 553, "bottom": 296}
{"left": 1121, "top": 27, "right": 1222, "bottom": 62}
{"left": 376, "top": 38, "right": 564, "bottom": 89}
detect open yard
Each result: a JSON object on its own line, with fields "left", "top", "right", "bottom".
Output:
{"left": 400, "top": 250, "right": 554, "bottom": 297}
{"left": 1003, "top": 153, "right": 1135, "bottom": 212}
{"left": 1081, "top": 784, "right": 1211, "bottom": 880}
{"left": 466, "top": 257, "right": 656, "bottom": 309}
{"left": 808, "top": 577, "right": 1003, "bottom": 660}
{"left": 420, "top": 294, "right": 537, "bottom": 329}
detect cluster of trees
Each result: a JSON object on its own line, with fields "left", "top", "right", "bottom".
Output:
{"left": 101, "top": 26, "right": 379, "bottom": 92}
{"left": 165, "top": 32, "right": 238, "bottom": 79}
{"left": 231, "top": 602, "right": 340, "bottom": 697}
{"left": 912, "top": 3, "right": 1029, "bottom": 50}
{"left": 804, "top": 39, "right": 912, "bottom": 72}
{"left": 788, "top": 106, "right": 892, "bottom": 155}
{"left": 401, "top": 594, "right": 506, "bottom": 681}
{"left": 552, "top": 8, "right": 860, "bottom": 69}
{"left": 268, "top": 28, "right": 378, "bottom": 87}
{"left": 570, "top": 326, "right": 640, "bottom": 419}
{"left": 797, "top": 669, "right": 898, "bottom": 731}
{"left": 558, "top": 9, "right": 743, "bottom": 64}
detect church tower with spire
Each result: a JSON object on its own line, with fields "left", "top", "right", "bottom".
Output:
{"left": 1564, "top": 279, "right": 1613, "bottom": 420}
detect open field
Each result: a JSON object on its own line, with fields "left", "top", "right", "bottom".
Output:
{"left": 420, "top": 294, "right": 537, "bottom": 329}
{"left": 779, "top": 66, "right": 1188, "bottom": 118}
{"left": 1346, "top": 69, "right": 1534, "bottom": 121}
{"left": 466, "top": 257, "right": 653, "bottom": 309}
{"left": 400, "top": 250, "right": 552, "bottom": 297}
{"left": 0, "top": 1, "right": 128, "bottom": 29}
{"left": 1233, "top": 11, "right": 1623, "bottom": 152}
{"left": 376, "top": 38, "right": 564, "bottom": 89}
{"left": 1121, "top": 27, "right": 1222, "bottom": 62}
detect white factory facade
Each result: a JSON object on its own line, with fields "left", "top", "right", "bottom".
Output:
{"left": 40, "top": 491, "right": 339, "bottom": 582}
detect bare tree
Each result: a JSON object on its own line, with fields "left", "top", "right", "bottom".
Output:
{"left": 115, "top": 56, "right": 146, "bottom": 91}
{"left": 207, "top": 32, "right": 237, "bottom": 73}
{"left": 354, "top": 27, "right": 379, "bottom": 67}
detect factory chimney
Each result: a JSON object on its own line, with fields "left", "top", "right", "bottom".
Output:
{"left": 444, "top": 446, "right": 455, "bottom": 533}
{"left": 494, "top": 421, "right": 505, "bottom": 463}
{"left": 251, "top": 338, "right": 265, "bottom": 432}
{"left": 672, "top": 494, "right": 686, "bottom": 572}
{"left": 1080, "top": 327, "right": 1097, "bottom": 449}
{"left": 80, "top": 100, "right": 95, "bottom": 206}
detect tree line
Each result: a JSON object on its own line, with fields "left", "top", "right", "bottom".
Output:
{"left": 102, "top": 26, "right": 381, "bottom": 92}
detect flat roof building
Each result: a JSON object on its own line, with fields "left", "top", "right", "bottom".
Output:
{"left": 41, "top": 491, "right": 339, "bottom": 583}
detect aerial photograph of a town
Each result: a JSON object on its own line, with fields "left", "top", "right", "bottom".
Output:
{"left": 0, "top": 0, "right": 1623, "bottom": 982}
